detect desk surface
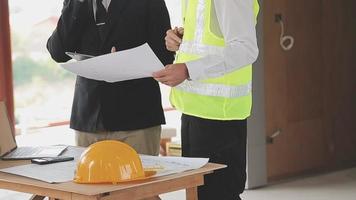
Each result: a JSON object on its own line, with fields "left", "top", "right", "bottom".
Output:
{"left": 0, "top": 159, "right": 225, "bottom": 197}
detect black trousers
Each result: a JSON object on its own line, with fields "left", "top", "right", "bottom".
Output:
{"left": 181, "top": 114, "right": 247, "bottom": 200}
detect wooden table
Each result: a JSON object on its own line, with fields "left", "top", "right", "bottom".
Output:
{"left": 0, "top": 160, "right": 225, "bottom": 200}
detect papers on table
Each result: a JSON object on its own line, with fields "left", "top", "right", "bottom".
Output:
{"left": 0, "top": 161, "right": 77, "bottom": 183}
{"left": 0, "top": 147, "right": 83, "bottom": 183}
{"left": 60, "top": 43, "right": 164, "bottom": 82}
{"left": 141, "top": 155, "right": 209, "bottom": 177}
{"left": 0, "top": 147, "right": 209, "bottom": 184}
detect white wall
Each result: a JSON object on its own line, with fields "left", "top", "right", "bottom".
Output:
{"left": 246, "top": 0, "right": 268, "bottom": 189}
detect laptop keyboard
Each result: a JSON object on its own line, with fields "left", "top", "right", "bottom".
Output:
{"left": 11, "top": 147, "right": 44, "bottom": 157}
{"left": 4, "top": 146, "right": 67, "bottom": 159}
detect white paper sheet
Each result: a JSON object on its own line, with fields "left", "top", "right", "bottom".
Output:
{"left": 141, "top": 155, "right": 209, "bottom": 177}
{"left": 0, "top": 147, "right": 209, "bottom": 183}
{"left": 60, "top": 43, "right": 164, "bottom": 82}
{"left": 0, "top": 161, "right": 77, "bottom": 183}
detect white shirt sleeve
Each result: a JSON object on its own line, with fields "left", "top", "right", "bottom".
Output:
{"left": 185, "top": 0, "right": 259, "bottom": 80}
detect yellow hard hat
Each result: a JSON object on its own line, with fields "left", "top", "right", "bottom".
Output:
{"left": 74, "top": 140, "right": 155, "bottom": 184}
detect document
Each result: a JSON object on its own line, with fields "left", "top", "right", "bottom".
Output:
{"left": 0, "top": 147, "right": 209, "bottom": 183}
{"left": 141, "top": 155, "right": 209, "bottom": 177}
{"left": 0, "top": 147, "right": 83, "bottom": 183}
{"left": 0, "top": 161, "right": 77, "bottom": 183}
{"left": 60, "top": 43, "right": 164, "bottom": 82}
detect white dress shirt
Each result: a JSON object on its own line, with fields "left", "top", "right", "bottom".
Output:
{"left": 77, "top": 0, "right": 110, "bottom": 10}
{"left": 184, "top": 0, "right": 259, "bottom": 81}
{"left": 93, "top": 0, "right": 111, "bottom": 20}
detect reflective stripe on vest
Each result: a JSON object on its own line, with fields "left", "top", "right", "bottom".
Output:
{"left": 176, "top": 80, "right": 252, "bottom": 98}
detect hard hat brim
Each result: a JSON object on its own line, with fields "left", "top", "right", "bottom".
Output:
{"left": 74, "top": 170, "right": 157, "bottom": 184}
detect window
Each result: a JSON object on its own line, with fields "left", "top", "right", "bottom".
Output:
{"left": 9, "top": 0, "right": 75, "bottom": 134}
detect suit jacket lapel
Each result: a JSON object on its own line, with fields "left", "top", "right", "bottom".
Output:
{"left": 100, "top": 0, "right": 130, "bottom": 49}
{"left": 88, "top": 0, "right": 94, "bottom": 22}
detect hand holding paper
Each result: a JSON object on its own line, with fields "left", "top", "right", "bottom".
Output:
{"left": 153, "top": 63, "right": 189, "bottom": 87}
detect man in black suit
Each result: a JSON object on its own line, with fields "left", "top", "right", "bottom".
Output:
{"left": 47, "top": 0, "right": 174, "bottom": 158}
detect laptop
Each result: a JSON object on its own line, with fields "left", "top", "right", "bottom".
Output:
{"left": 0, "top": 102, "right": 67, "bottom": 160}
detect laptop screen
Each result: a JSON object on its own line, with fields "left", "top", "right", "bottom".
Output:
{"left": 0, "top": 102, "right": 17, "bottom": 157}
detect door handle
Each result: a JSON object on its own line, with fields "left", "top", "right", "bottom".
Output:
{"left": 266, "top": 129, "right": 282, "bottom": 144}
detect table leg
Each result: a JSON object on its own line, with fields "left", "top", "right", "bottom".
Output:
{"left": 186, "top": 187, "right": 198, "bottom": 200}
{"left": 140, "top": 197, "right": 161, "bottom": 200}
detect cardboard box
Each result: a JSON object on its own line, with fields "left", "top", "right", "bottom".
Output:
{"left": 165, "top": 142, "right": 182, "bottom": 157}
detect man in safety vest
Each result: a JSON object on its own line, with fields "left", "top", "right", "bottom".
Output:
{"left": 153, "top": 0, "right": 259, "bottom": 199}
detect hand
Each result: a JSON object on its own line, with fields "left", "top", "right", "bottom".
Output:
{"left": 165, "top": 27, "right": 184, "bottom": 52}
{"left": 175, "top": 27, "right": 184, "bottom": 38}
{"left": 111, "top": 46, "right": 116, "bottom": 53}
{"left": 152, "top": 63, "right": 189, "bottom": 87}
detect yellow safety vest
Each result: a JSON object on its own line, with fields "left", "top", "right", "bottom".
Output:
{"left": 170, "top": 0, "right": 259, "bottom": 120}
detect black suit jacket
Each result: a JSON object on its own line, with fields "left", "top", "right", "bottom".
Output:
{"left": 47, "top": 0, "right": 174, "bottom": 132}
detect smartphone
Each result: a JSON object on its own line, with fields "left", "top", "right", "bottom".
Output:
{"left": 65, "top": 52, "right": 94, "bottom": 61}
{"left": 31, "top": 156, "right": 74, "bottom": 165}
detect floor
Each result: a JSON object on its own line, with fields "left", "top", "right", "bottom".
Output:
{"left": 241, "top": 167, "right": 356, "bottom": 200}
{"left": 162, "top": 167, "right": 356, "bottom": 200}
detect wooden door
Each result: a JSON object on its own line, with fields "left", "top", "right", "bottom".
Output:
{"left": 264, "top": 0, "right": 325, "bottom": 180}
{"left": 321, "top": 0, "right": 356, "bottom": 167}
{"left": 264, "top": 0, "right": 356, "bottom": 180}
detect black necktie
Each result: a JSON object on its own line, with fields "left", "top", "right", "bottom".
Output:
{"left": 96, "top": 0, "right": 107, "bottom": 41}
